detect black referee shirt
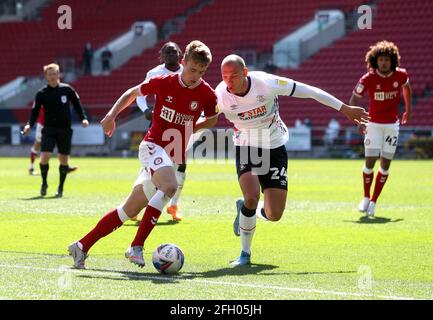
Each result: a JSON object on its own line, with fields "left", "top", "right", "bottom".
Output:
{"left": 28, "top": 83, "right": 87, "bottom": 129}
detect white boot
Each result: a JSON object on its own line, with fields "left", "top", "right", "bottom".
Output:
{"left": 358, "top": 197, "right": 370, "bottom": 212}
{"left": 367, "top": 201, "right": 376, "bottom": 217}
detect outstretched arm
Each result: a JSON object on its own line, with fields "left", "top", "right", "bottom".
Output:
{"left": 349, "top": 93, "right": 368, "bottom": 134}
{"left": 292, "top": 82, "right": 369, "bottom": 125}
{"left": 349, "top": 93, "right": 362, "bottom": 107}
{"left": 101, "top": 85, "right": 141, "bottom": 137}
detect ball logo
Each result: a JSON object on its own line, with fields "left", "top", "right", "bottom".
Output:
{"left": 393, "top": 81, "right": 399, "bottom": 88}
{"left": 189, "top": 101, "right": 199, "bottom": 111}
{"left": 365, "top": 138, "right": 371, "bottom": 146}
{"left": 154, "top": 157, "right": 163, "bottom": 165}
{"left": 61, "top": 96, "right": 67, "bottom": 103}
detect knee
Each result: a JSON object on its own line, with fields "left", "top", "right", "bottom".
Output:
{"left": 161, "top": 182, "right": 178, "bottom": 198}
{"left": 264, "top": 209, "right": 284, "bottom": 221}
{"left": 244, "top": 194, "right": 260, "bottom": 209}
{"left": 380, "top": 161, "right": 391, "bottom": 171}
{"left": 122, "top": 204, "right": 140, "bottom": 218}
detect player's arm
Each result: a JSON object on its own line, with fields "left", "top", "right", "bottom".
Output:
{"left": 401, "top": 82, "right": 412, "bottom": 125}
{"left": 69, "top": 88, "right": 89, "bottom": 128}
{"left": 101, "top": 85, "right": 142, "bottom": 137}
{"left": 23, "top": 92, "right": 42, "bottom": 134}
{"left": 194, "top": 113, "right": 219, "bottom": 133}
{"left": 349, "top": 93, "right": 367, "bottom": 134}
{"left": 349, "top": 93, "right": 362, "bottom": 107}
{"left": 194, "top": 96, "right": 220, "bottom": 133}
{"left": 292, "top": 82, "right": 369, "bottom": 125}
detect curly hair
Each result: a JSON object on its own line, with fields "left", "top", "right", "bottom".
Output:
{"left": 365, "top": 40, "right": 401, "bottom": 71}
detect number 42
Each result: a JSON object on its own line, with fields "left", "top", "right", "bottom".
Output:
{"left": 385, "top": 135, "right": 397, "bottom": 146}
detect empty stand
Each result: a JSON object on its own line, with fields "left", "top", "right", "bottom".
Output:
{"left": 0, "top": 0, "right": 199, "bottom": 85}
{"left": 277, "top": 0, "right": 433, "bottom": 128}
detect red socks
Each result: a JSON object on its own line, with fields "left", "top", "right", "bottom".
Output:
{"left": 130, "top": 190, "right": 169, "bottom": 247}
{"left": 363, "top": 171, "right": 374, "bottom": 198}
{"left": 371, "top": 169, "right": 389, "bottom": 203}
{"left": 30, "top": 152, "right": 37, "bottom": 164}
{"left": 79, "top": 209, "right": 123, "bottom": 252}
{"left": 130, "top": 205, "right": 162, "bottom": 247}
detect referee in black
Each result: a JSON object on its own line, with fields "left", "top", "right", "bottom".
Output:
{"left": 23, "top": 63, "right": 89, "bottom": 197}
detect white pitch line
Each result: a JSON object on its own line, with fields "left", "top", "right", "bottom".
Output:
{"left": 0, "top": 264, "right": 423, "bottom": 300}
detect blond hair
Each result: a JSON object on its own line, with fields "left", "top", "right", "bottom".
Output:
{"left": 43, "top": 63, "right": 60, "bottom": 74}
{"left": 183, "top": 40, "right": 212, "bottom": 66}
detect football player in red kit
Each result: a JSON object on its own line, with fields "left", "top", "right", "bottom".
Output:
{"left": 350, "top": 40, "right": 412, "bottom": 217}
{"left": 68, "top": 40, "right": 218, "bottom": 269}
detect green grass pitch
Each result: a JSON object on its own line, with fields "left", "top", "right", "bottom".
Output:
{"left": 0, "top": 157, "right": 432, "bottom": 300}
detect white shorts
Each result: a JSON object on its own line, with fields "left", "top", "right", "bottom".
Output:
{"left": 364, "top": 122, "right": 399, "bottom": 160}
{"left": 35, "top": 123, "right": 43, "bottom": 142}
{"left": 134, "top": 141, "right": 173, "bottom": 200}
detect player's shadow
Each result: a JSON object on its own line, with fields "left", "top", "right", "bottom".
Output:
{"left": 345, "top": 216, "right": 404, "bottom": 224}
{"left": 122, "top": 220, "right": 180, "bottom": 227}
{"left": 77, "top": 264, "right": 356, "bottom": 285}
{"left": 20, "top": 195, "right": 62, "bottom": 200}
{"left": 78, "top": 263, "right": 280, "bottom": 284}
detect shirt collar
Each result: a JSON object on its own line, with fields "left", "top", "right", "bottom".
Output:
{"left": 178, "top": 74, "right": 202, "bottom": 89}
{"left": 376, "top": 69, "right": 394, "bottom": 78}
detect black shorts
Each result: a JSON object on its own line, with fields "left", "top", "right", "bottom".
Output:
{"left": 235, "top": 144, "right": 288, "bottom": 191}
{"left": 41, "top": 127, "right": 73, "bottom": 155}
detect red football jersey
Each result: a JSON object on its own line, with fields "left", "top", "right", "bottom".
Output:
{"left": 139, "top": 74, "right": 217, "bottom": 163}
{"left": 353, "top": 67, "right": 409, "bottom": 123}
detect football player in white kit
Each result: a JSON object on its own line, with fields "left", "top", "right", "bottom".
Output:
{"left": 134, "top": 42, "right": 186, "bottom": 222}
{"left": 216, "top": 55, "right": 369, "bottom": 266}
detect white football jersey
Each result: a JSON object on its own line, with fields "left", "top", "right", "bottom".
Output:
{"left": 136, "top": 64, "right": 183, "bottom": 112}
{"left": 216, "top": 71, "right": 296, "bottom": 148}
{"left": 146, "top": 63, "right": 183, "bottom": 80}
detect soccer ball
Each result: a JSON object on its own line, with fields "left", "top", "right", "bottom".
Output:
{"left": 152, "top": 243, "right": 184, "bottom": 274}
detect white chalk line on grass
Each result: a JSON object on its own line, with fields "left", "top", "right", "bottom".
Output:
{"left": 0, "top": 264, "right": 425, "bottom": 300}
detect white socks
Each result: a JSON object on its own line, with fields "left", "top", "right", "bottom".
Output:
{"left": 169, "top": 171, "right": 185, "bottom": 206}
{"left": 240, "top": 214, "right": 256, "bottom": 255}
{"left": 149, "top": 190, "right": 171, "bottom": 211}
{"left": 378, "top": 167, "right": 389, "bottom": 175}
{"left": 117, "top": 206, "right": 130, "bottom": 223}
